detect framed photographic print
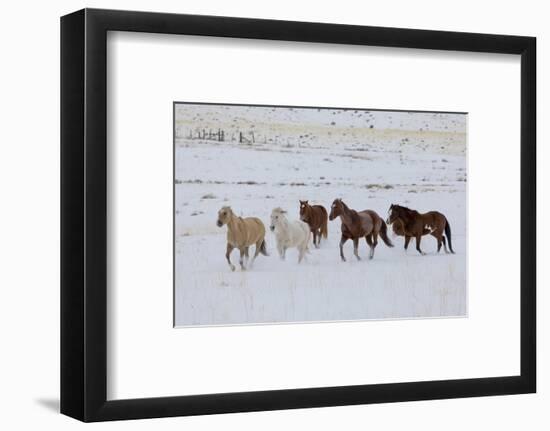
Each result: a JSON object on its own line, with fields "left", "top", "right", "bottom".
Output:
{"left": 61, "top": 8, "right": 536, "bottom": 422}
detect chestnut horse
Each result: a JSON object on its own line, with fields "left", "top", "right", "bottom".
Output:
{"left": 329, "top": 199, "right": 393, "bottom": 261}
{"left": 386, "top": 204, "right": 455, "bottom": 255}
{"left": 299, "top": 200, "right": 328, "bottom": 248}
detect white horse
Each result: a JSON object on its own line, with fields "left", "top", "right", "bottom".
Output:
{"left": 269, "top": 207, "right": 311, "bottom": 263}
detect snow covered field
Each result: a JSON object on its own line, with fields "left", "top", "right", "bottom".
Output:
{"left": 174, "top": 104, "right": 467, "bottom": 326}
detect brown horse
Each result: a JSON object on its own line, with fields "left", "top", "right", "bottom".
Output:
{"left": 386, "top": 204, "right": 455, "bottom": 255}
{"left": 328, "top": 199, "right": 393, "bottom": 261}
{"left": 299, "top": 200, "right": 328, "bottom": 248}
{"left": 391, "top": 219, "right": 431, "bottom": 237}
{"left": 217, "top": 206, "right": 268, "bottom": 271}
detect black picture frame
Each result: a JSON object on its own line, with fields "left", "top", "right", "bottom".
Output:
{"left": 61, "top": 8, "right": 536, "bottom": 422}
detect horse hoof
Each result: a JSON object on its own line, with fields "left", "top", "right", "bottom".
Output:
{"left": 230, "top": 265, "right": 235, "bottom": 271}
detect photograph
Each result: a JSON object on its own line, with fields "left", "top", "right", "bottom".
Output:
{"left": 174, "top": 103, "right": 467, "bottom": 326}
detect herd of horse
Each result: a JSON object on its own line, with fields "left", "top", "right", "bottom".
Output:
{"left": 216, "top": 200, "right": 455, "bottom": 271}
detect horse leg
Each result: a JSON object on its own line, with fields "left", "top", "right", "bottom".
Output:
{"left": 244, "top": 246, "right": 250, "bottom": 267}
{"left": 277, "top": 241, "right": 285, "bottom": 260}
{"left": 353, "top": 238, "right": 361, "bottom": 261}
{"left": 313, "top": 230, "right": 319, "bottom": 248}
{"left": 370, "top": 231, "right": 378, "bottom": 260}
{"left": 339, "top": 235, "right": 348, "bottom": 262}
{"left": 298, "top": 243, "right": 306, "bottom": 263}
{"left": 432, "top": 230, "right": 447, "bottom": 254}
{"left": 431, "top": 232, "right": 442, "bottom": 253}
{"left": 364, "top": 235, "right": 372, "bottom": 259}
{"left": 300, "top": 234, "right": 310, "bottom": 263}
{"left": 404, "top": 235, "right": 411, "bottom": 251}
{"left": 415, "top": 235, "right": 425, "bottom": 255}
{"left": 251, "top": 239, "right": 263, "bottom": 267}
{"left": 365, "top": 235, "right": 373, "bottom": 259}
{"left": 226, "top": 243, "right": 235, "bottom": 271}
{"left": 239, "top": 248, "right": 247, "bottom": 270}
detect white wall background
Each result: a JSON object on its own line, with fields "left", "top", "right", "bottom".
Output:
{"left": 0, "top": 0, "right": 546, "bottom": 429}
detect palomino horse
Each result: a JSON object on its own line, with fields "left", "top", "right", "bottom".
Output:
{"left": 299, "top": 200, "right": 328, "bottom": 248}
{"left": 216, "top": 206, "right": 268, "bottom": 271}
{"left": 329, "top": 198, "right": 393, "bottom": 261}
{"left": 270, "top": 207, "right": 311, "bottom": 263}
{"left": 386, "top": 204, "right": 455, "bottom": 255}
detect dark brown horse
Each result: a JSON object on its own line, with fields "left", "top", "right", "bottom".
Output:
{"left": 391, "top": 219, "right": 431, "bottom": 237}
{"left": 329, "top": 199, "right": 393, "bottom": 261}
{"left": 386, "top": 204, "right": 455, "bottom": 255}
{"left": 299, "top": 200, "right": 328, "bottom": 248}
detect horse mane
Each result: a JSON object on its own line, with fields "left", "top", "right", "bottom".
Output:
{"left": 339, "top": 199, "right": 360, "bottom": 224}
{"left": 393, "top": 204, "right": 419, "bottom": 221}
{"left": 220, "top": 206, "right": 240, "bottom": 221}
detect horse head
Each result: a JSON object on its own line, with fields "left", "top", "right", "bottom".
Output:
{"left": 217, "top": 206, "right": 233, "bottom": 227}
{"left": 299, "top": 200, "right": 310, "bottom": 222}
{"left": 270, "top": 207, "right": 287, "bottom": 232}
{"left": 329, "top": 198, "right": 344, "bottom": 221}
{"left": 386, "top": 204, "right": 406, "bottom": 225}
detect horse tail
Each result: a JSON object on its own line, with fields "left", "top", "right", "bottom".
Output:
{"left": 444, "top": 217, "right": 455, "bottom": 254}
{"left": 321, "top": 213, "right": 328, "bottom": 239}
{"left": 379, "top": 220, "right": 394, "bottom": 247}
{"left": 259, "top": 239, "right": 269, "bottom": 256}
